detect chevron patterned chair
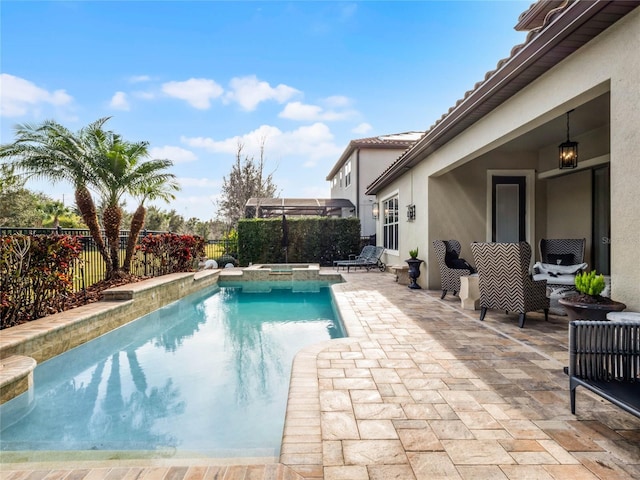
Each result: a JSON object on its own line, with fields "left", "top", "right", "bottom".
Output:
{"left": 433, "top": 240, "right": 474, "bottom": 299}
{"left": 470, "top": 242, "right": 549, "bottom": 328}
{"left": 534, "top": 238, "right": 587, "bottom": 288}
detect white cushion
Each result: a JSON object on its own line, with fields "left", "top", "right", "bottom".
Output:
{"left": 534, "top": 262, "right": 587, "bottom": 276}
{"left": 533, "top": 273, "right": 576, "bottom": 286}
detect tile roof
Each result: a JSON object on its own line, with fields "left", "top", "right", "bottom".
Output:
{"left": 366, "top": 0, "right": 638, "bottom": 194}
{"left": 326, "top": 131, "right": 424, "bottom": 180}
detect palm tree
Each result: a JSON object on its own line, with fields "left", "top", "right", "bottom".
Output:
{"left": 40, "top": 200, "right": 70, "bottom": 229}
{"left": 0, "top": 117, "right": 179, "bottom": 279}
{"left": 89, "top": 134, "right": 178, "bottom": 275}
{"left": 123, "top": 181, "right": 178, "bottom": 274}
{"left": 0, "top": 118, "right": 113, "bottom": 276}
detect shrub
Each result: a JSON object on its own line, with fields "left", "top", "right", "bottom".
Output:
{"left": 135, "top": 233, "right": 205, "bottom": 276}
{"left": 1, "top": 234, "right": 83, "bottom": 328}
{"left": 575, "top": 270, "right": 606, "bottom": 297}
{"left": 238, "top": 217, "right": 361, "bottom": 266}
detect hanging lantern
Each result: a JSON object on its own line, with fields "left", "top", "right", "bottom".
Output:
{"left": 559, "top": 110, "right": 578, "bottom": 169}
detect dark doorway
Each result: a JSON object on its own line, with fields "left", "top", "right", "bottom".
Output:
{"left": 492, "top": 176, "right": 526, "bottom": 242}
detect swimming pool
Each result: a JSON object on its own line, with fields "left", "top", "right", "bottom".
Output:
{"left": 0, "top": 281, "right": 344, "bottom": 458}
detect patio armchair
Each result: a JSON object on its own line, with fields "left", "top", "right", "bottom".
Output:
{"left": 432, "top": 240, "right": 474, "bottom": 299}
{"left": 470, "top": 242, "right": 549, "bottom": 328}
{"left": 334, "top": 245, "right": 386, "bottom": 273}
{"left": 533, "top": 238, "right": 587, "bottom": 290}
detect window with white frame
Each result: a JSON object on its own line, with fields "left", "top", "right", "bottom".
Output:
{"left": 345, "top": 161, "right": 352, "bottom": 187}
{"left": 383, "top": 196, "right": 399, "bottom": 251}
{"left": 339, "top": 171, "right": 343, "bottom": 187}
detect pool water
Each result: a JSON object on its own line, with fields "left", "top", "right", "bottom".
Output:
{"left": 0, "top": 282, "right": 344, "bottom": 457}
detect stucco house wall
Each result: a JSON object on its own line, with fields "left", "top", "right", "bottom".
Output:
{"left": 328, "top": 133, "right": 422, "bottom": 237}
{"left": 374, "top": 7, "right": 640, "bottom": 309}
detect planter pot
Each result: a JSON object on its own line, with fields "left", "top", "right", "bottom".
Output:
{"left": 405, "top": 258, "right": 423, "bottom": 290}
{"left": 558, "top": 295, "right": 627, "bottom": 321}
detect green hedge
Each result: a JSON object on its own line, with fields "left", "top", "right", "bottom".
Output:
{"left": 238, "top": 217, "right": 361, "bottom": 266}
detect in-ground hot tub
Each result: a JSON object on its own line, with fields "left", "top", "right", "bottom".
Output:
{"left": 241, "top": 263, "right": 320, "bottom": 281}
{"left": 219, "top": 263, "right": 343, "bottom": 284}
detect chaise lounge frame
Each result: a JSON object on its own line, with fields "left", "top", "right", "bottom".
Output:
{"left": 334, "top": 245, "right": 386, "bottom": 273}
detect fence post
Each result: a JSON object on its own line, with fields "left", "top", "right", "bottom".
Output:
{"left": 142, "top": 229, "right": 148, "bottom": 276}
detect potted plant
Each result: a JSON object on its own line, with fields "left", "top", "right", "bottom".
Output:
{"left": 558, "top": 270, "right": 626, "bottom": 321}
{"left": 405, "top": 247, "right": 423, "bottom": 290}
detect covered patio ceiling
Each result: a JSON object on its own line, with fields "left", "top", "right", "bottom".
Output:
{"left": 494, "top": 92, "right": 610, "bottom": 154}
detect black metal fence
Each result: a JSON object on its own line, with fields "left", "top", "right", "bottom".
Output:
{"left": 0, "top": 227, "right": 238, "bottom": 293}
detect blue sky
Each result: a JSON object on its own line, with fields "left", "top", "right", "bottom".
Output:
{"left": 1, "top": 1, "right": 529, "bottom": 221}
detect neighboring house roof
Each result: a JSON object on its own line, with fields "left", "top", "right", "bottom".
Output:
{"left": 245, "top": 198, "right": 355, "bottom": 217}
{"left": 366, "top": 0, "right": 638, "bottom": 195}
{"left": 326, "top": 131, "right": 424, "bottom": 180}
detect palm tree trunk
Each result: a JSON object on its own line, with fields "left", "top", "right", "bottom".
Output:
{"left": 123, "top": 204, "right": 146, "bottom": 273}
{"left": 103, "top": 204, "right": 123, "bottom": 276}
{"left": 75, "top": 186, "right": 112, "bottom": 279}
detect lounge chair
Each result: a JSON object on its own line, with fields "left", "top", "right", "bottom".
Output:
{"left": 334, "top": 245, "right": 386, "bottom": 272}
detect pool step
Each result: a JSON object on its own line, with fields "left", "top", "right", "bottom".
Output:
{"left": 0, "top": 355, "right": 36, "bottom": 404}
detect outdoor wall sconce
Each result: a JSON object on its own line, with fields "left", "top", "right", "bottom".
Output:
{"left": 407, "top": 204, "right": 416, "bottom": 221}
{"left": 372, "top": 202, "right": 379, "bottom": 219}
{"left": 559, "top": 109, "right": 578, "bottom": 169}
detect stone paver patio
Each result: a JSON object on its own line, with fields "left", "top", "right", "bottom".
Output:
{"left": 2, "top": 269, "right": 639, "bottom": 479}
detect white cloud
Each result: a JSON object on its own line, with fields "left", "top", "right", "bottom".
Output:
{"left": 177, "top": 177, "right": 221, "bottom": 188}
{"left": 170, "top": 194, "right": 220, "bottom": 220}
{"left": 279, "top": 101, "right": 357, "bottom": 122}
{"left": 162, "top": 78, "right": 224, "bottom": 109}
{"left": 338, "top": 3, "right": 358, "bottom": 22}
{"left": 279, "top": 102, "right": 323, "bottom": 121}
{"left": 181, "top": 124, "right": 282, "bottom": 155}
{"left": 149, "top": 145, "right": 197, "bottom": 163}
{"left": 109, "top": 91, "right": 130, "bottom": 111}
{"left": 182, "top": 122, "right": 342, "bottom": 164}
{"left": 352, "top": 122, "right": 372, "bottom": 134}
{"left": 0, "top": 73, "right": 73, "bottom": 117}
{"left": 224, "top": 75, "right": 299, "bottom": 111}
{"left": 323, "top": 95, "right": 352, "bottom": 108}
{"left": 129, "top": 75, "right": 151, "bottom": 83}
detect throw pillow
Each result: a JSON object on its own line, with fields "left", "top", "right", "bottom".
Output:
{"left": 548, "top": 253, "right": 574, "bottom": 266}
{"left": 444, "top": 249, "right": 459, "bottom": 267}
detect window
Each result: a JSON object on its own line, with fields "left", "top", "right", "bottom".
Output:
{"left": 383, "top": 196, "right": 399, "bottom": 251}
{"left": 345, "top": 161, "right": 352, "bottom": 187}
{"left": 339, "top": 171, "right": 343, "bottom": 187}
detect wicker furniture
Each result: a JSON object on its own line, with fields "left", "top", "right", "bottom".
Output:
{"left": 470, "top": 242, "right": 549, "bottom": 328}
{"left": 567, "top": 320, "right": 640, "bottom": 418}
{"left": 432, "top": 240, "right": 473, "bottom": 299}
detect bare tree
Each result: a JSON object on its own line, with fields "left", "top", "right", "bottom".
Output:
{"left": 218, "top": 140, "right": 277, "bottom": 226}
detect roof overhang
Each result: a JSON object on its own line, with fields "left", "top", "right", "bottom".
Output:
{"left": 366, "top": 0, "right": 638, "bottom": 195}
